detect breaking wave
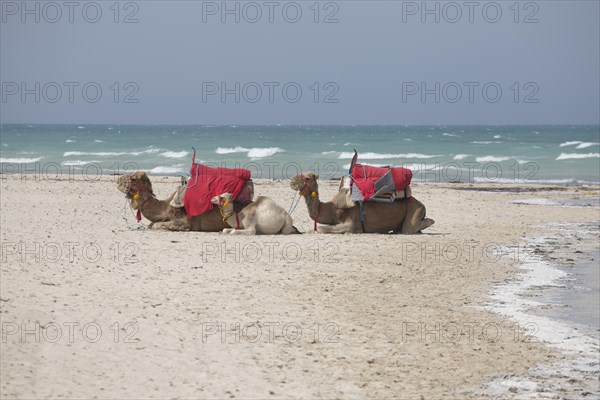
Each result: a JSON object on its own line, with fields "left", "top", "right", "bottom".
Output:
{"left": 576, "top": 142, "right": 599, "bottom": 149}
{"left": 63, "top": 149, "right": 161, "bottom": 157}
{"left": 337, "top": 152, "right": 441, "bottom": 159}
{"left": 148, "top": 165, "right": 186, "bottom": 174}
{"left": 0, "top": 157, "right": 44, "bottom": 163}
{"left": 215, "top": 147, "right": 284, "bottom": 159}
{"left": 61, "top": 160, "right": 100, "bottom": 166}
{"left": 160, "top": 151, "right": 189, "bottom": 159}
{"left": 216, "top": 146, "right": 249, "bottom": 154}
{"left": 556, "top": 153, "right": 600, "bottom": 160}
{"left": 475, "top": 156, "right": 511, "bottom": 162}
{"left": 559, "top": 141, "right": 583, "bottom": 147}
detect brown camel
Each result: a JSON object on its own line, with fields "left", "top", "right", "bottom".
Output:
{"left": 116, "top": 171, "right": 244, "bottom": 231}
{"left": 290, "top": 173, "right": 434, "bottom": 234}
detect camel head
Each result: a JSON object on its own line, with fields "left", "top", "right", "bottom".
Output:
{"left": 211, "top": 192, "right": 234, "bottom": 211}
{"left": 117, "top": 171, "right": 154, "bottom": 208}
{"left": 290, "top": 173, "right": 319, "bottom": 196}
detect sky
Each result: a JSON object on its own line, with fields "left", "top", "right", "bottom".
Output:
{"left": 1, "top": 0, "right": 599, "bottom": 125}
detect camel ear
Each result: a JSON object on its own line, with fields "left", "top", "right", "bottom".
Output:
{"left": 306, "top": 172, "right": 319, "bottom": 181}
{"left": 210, "top": 196, "right": 219, "bottom": 204}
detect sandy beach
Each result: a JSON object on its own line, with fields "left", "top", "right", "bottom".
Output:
{"left": 1, "top": 174, "right": 599, "bottom": 399}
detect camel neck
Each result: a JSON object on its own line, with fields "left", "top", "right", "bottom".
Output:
{"left": 303, "top": 192, "right": 331, "bottom": 224}
{"left": 137, "top": 195, "right": 168, "bottom": 222}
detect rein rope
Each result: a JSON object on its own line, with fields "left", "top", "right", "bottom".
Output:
{"left": 123, "top": 197, "right": 148, "bottom": 230}
{"left": 217, "top": 199, "right": 241, "bottom": 229}
{"left": 292, "top": 177, "right": 321, "bottom": 232}
{"left": 287, "top": 191, "right": 302, "bottom": 215}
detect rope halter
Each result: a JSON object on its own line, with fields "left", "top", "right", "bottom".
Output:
{"left": 216, "top": 196, "right": 240, "bottom": 229}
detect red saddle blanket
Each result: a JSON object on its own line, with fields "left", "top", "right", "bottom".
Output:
{"left": 351, "top": 164, "right": 412, "bottom": 201}
{"left": 184, "top": 163, "right": 251, "bottom": 217}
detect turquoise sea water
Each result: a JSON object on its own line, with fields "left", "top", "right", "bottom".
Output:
{"left": 1, "top": 124, "right": 599, "bottom": 183}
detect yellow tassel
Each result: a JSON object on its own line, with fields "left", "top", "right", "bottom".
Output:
{"left": 311, "top": 191, "right": 317, "bottom": 198}
{"left": 133, "top": 193, "right": 140, "bottom": 200}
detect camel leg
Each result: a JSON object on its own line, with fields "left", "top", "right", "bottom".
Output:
{"left": 221, "top": 228, "right": 234, "bottom": 234}
{"left": 229, "top": 226, "right": 257, "bottom": 235}
{"left": 149, "top": 219, "right": 190, "bottom": 231}
{"left": 280, "top": 214, "right": 296, "bottom": 235}
{"left": 401, "top": 198, "right": 433, "bottom": 234}
{"left": 317, "top": 220, "right": 353, "bottom": 234}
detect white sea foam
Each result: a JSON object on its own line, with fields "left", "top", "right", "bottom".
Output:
{"left": 160, "top": 151, "right": 189, "bottom": 159}
{"left": 215, "top": 147, "right": 283, "bottom": 159}
{"left": 149, "top": 165, "right": 186, "bottom": 174}
{"left": 62, "top": 160, "right": 100, "bottom": 166}
{"left": 65, "top": 139, "right": 76, "bottom": 143}
{"left": 509, "top": 198, "right": 561, "bottom": 206}
{"left": 453, "top": 154, "right": 469, "bottom": 160}
{"left": 77, "top": 126, "right": 85, "bottom": 129}
{"left": 483, "top": 236, "right": 600, "bottom": 398}
{"left": 471, "top": 141, "right": 502, "bottom": 144}
{"left": 63, "top": 149, "right": 161, "bottom": 157}
{"left": 94, "top": 140, "right": 104, "bottom": 143}
{"left": 493, "top": 135, "right": 502, "bottom": 139}
{"left": 475, "top": 156, "right": 510, "bottom": 162}
{"left": 443, "top": 133, "right": 459, "bottom": 137}
{"left": 321, "top": 151, "right": 338, "bottom": 155}
{"left": 337, "top": 152, "right": 441, "bottom": 160}
{"left": 556, "top": 153, "right": 600, "bottom": 160}
{"left": 216, "top": 146, "right": 250, "bottom": 154}
{"left": 247, "top": 147, "right": 283, "bottom": 159}
{"left": 0, "top": 157, "right": 43, "bottom": 163}
{"left": 559, "top": 141, "right": 583, "bottom": 147}
{"left": 575, "top": 142, "right": 599, "bottom": 149}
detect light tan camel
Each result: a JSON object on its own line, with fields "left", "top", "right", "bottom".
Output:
{"left": 116, "top": 171, "right": 244, "bottom": 231}
{"left": 211, "top": 193, "right": 298, "bottom": 235}
{"left": 290, "top": 173, "right": 434, "bottom": 234}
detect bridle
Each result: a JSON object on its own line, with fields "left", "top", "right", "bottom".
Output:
{"left": 216, "top": 197, "right": 241, "bottom": 229}
{"left": 124, "top": 174, "right": 155, "bottom": 222}
{"left": 295, "top": 175, "right": 321, "bottom": 232}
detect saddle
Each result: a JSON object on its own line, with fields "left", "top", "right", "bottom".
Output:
{"left": 335, "top": 151, "right": 412, "bottom": 209}
{"left": 180, "top": 163, "right": 254, "bottom": 217}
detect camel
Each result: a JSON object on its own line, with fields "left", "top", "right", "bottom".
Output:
{"left": 116, "top": 171, "right": 245, "bottom": 231}
{"left": 211, "top": 193, "right": 299, "bottom": 235}
{"left": 290, "top": 173, "right": 434, "bottom": 234}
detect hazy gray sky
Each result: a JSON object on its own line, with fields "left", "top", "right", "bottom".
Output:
{"left": 1, "top": 0, "right": 599, "bottom": 124}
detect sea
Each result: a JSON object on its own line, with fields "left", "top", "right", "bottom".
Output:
{"left": 1, "top": 124, "right": 599, "bottom": 183}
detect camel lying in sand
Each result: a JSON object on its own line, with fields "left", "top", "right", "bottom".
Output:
{"left": 290, "top": 173, "right": 434, "bottom": 234}
{"left": 116, "top": 171, "right": 245, "bottom": 231}
{"left": 211, "top": 193, "right": 298, "bottom": 235}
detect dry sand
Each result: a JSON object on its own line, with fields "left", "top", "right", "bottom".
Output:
{"left": 1, "top": 174, "right": 599, "bottom": 399}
